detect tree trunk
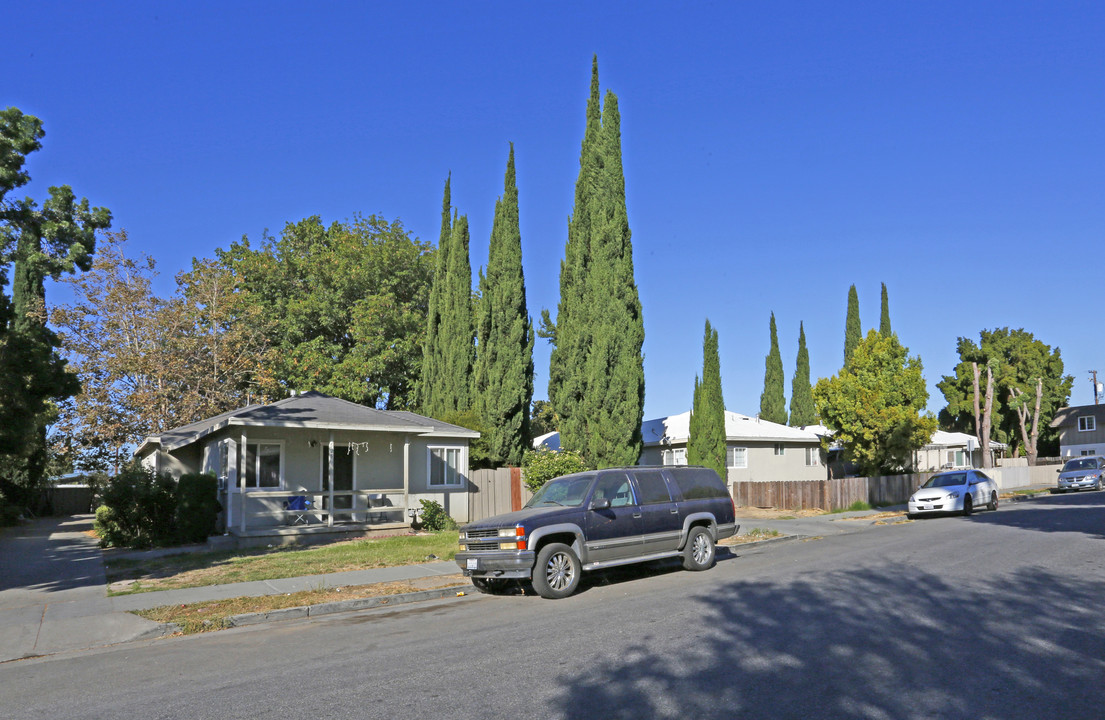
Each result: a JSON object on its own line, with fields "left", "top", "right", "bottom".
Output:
{"left": 972, "top": 362, "right": 994, "bottom": 469}
{"left": 1011, "top": 379, "right": 1043, "bottom": 466}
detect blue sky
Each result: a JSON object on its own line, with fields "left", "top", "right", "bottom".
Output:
{"left": 7, "top": 2, "right": 1104, "bottom": 419}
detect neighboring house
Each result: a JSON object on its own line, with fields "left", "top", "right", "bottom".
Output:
{"left": 912, "top": 430, "right": 1008, "bottom": 472}
{"left": 135, "top": 391, "right": 479, "bottom": 537}
{"left": 1050, "top": 404, "right": 1105, "bottom": 457}
{"left": 640, "top": 411, "right": 825, "bottom": 484}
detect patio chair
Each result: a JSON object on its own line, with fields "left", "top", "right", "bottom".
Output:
{"left": 283, "top": 495, "right": 312, "bottom": 525}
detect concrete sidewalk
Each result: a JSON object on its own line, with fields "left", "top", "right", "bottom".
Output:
{"left": 0, "top": 516, "right": 462, "bottom": 663}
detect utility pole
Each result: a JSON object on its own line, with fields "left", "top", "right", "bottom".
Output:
{"left": 1092, "top": 370, "right": 1100, "bottom": 405}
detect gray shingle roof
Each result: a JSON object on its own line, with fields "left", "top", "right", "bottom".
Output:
{"left": 140, "top": 391, "right": 478, "bottom": 453}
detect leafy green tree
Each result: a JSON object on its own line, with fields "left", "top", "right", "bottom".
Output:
{"left": 687, "top": 319, "right": 727, "bottom": 481}
{"left": 0, "top": 107, "right": 111, "bottom": 503}
{"left": 219, "top": 214, "right": 432, "bottom": 409}
{"left": 760, "top": 312, "right": 787, "bottom": 424}
{"left": 938, "top": 328, "right": 1072, "bottom": 463}
{"left": 546, "top": 57, "right": 644, "bottom": 468}
{"left": 521, "top": 446, "right": 588, "bottom": 492}
{"left": 844, "top": 284, "right": 861, "bottom": 368}
{"left": 879, "top": 282, "right": 892, "bottom": 336}
{"left": 530, "top": 399, "right": 557, "bottom": 438}
{"left": 474, "top": 145, "right": 534, "bottom": 467}
{"left": 421, "top": 176, "right": 452, "bottom": 416}
{"left": 789, "top": 321, "right": 817, "bottom": 427}
{"left": 814, "top": 330, "right": 937, "bottom": 476}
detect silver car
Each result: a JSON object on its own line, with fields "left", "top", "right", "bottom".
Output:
{"left": 907, "top": 469, "right": 999, "bottom": 518}
{"left": 1055, "top": 456, "right": 1105, "bottom": 492}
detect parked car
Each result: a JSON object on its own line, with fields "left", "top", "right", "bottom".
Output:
{"left": 455, "top": 466, "right": 738, "bottom": 599}
{"left": 907, "top": 469, "right": 999, "bottom": 519}
{"left": 1055, "top": 456, "right": 1105, "bottom": 492}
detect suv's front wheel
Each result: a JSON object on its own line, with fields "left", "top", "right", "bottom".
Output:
{"left": 532, "top": 543, "right": 581, "bottom": 599}
{"left": 682, "top": 526, "right": 715, "bottom": 571}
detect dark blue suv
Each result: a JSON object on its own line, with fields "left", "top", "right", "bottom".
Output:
{"left": 455, "top": 466, "right": 738, "bottom": 598}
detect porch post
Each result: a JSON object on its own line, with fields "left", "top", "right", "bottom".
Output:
{"left": 327, "top": 432, "right": 335, "bottom": 527}
{"left": 403, "top": 435, "right": 411, "bottom": 517}
{"left": 239, "top": 432, "right": 248, "bottom": 533}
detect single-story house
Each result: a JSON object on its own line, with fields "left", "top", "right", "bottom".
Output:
{"left": 1050, "top": 404, "right": 1105, "bottom": 457}
{"left": 533, "top": 410, "right": 826, "bottom": 484}
{"left": 912, "top": 430, "right": 1008, "bottom": 472}
{"left": 135, "top": 391, "right": 479, "bottom": 539}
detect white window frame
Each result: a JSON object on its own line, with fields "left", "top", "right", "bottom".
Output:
{"left": 774, "top": 443, "right": 785, "bottom": 456}
{"left": 727, "top": 446, "right": 748, "bottom": 469}
{"left": 427, "top": 445, "right": 465, "bottom": 488}
{"left": 243, "top": 440, "right": 284, "bottom": 491}
{"left": 671, "top": 448, "right": 687, "bottom": 466}
{"left": 1079, "top": 416, "right": 1096, "bottom": 432}
{"left": 805, "top": 447, "right": 820, "bottom": 467}
{"left": 1081, "top": 449, "right": 1097, "bottom": 456}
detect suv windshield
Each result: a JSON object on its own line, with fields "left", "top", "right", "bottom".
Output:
{"left": 1063, "top": 458, "right": 1099, "bottom": 472}
{"left": 524, "top": 474, "right": 595, "bottom": 508}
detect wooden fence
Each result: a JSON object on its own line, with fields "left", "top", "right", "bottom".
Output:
{"left": 467, "top": 467, "right": 532, "bottom": 523}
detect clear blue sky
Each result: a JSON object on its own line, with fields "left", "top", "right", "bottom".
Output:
{"left": 7, "top": 2, "right": 1104, "bottom": 419}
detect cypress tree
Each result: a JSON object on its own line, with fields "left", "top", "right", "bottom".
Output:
{"left": 420, "top": 176, "right": 452, "bottom": 417}
{"left": 688, "top": 319, "right": 727, "bottom": 481}
{"left": 789, "top": 322, "right": 817, "bottom": 427}
{"left": 441, "top": 213, "right": 474, "bottom": 413}
{"left": 760, "top": 312, "right": 787, "bottom": 425}
{"left": 879, "top": 282, "right": 892, "bottom": 337}
{"left": 844, "top": 284, "right": 861, "bottom": 368}
{"left": 548, "top": 56, "right": 601, "bottom": 456}
{"left": 474, "top": 144, "right": 534, "bottom": 466}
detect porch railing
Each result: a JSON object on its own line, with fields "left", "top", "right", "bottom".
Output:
{"left": 234, "top": 488, "right": 406, "bottom": 533}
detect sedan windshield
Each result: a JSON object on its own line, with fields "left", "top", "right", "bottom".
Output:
{"left": 1062, "top": 458, "right": 1099, "bottom": 472}
{"left": 524, "top": 474, "right": 595, "bottom": 508}
{"left": 922, "top": 472, "right": 966, "bottom": 488}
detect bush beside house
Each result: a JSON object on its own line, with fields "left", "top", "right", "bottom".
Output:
{"left": 94, "top": 465, "right": 221, "bottom": 548}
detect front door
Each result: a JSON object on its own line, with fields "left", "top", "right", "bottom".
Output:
{"left": 585, "top": 471, "right": 643, "bottom": 563}
{"left": 323, "top": 446, "right": 355, "bottom": 522}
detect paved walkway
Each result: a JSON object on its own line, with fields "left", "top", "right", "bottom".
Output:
{"left": 0, "top": 516, "right": 460, "bottom": 663}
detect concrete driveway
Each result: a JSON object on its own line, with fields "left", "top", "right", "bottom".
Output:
{"left": 0, "top": 515, "right": 166, "bottom": 662}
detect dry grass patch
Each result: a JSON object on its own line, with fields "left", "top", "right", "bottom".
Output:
{"left": 733, "top": 507, "right": 829, "bottom": 519}
{"left": 135, "top": 574, "right": 466, "bottom": 635}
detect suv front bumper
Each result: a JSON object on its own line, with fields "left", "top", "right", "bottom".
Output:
{"left": 455, "top": 550, "right": 536, "bottom": 579}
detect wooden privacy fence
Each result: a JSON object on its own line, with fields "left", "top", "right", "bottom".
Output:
{"left": 732, "top": 478, "right": 868, "bottom": 511}
{"left": 467, "top": 467, "right": 533, "bottom": 523}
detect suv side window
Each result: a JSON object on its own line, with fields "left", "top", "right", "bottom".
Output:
{"left": 669, "top": 468, "right": 726, "bottom": 500}
{"left": 633, "top": 470, "right": 672, "bottom": 505}
{"left": 592, "top": 472, "right": 636, "bottom": 508}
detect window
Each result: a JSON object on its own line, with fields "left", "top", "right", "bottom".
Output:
{"left": 946, "top": 449, "right": 966, "bottom": 467}
{"left": 244, "top": 441, "right": 282, "bottom": 489}
{"left": 670, "top": 448, "right": 687, "bottom": 466}
{"left": 1081, "top": 450, "right": 1097, "bottom": 457}
{"left": 633, "top": 470, "right": 672, "bottom": 505}
{"left": 1079, "top": 416, "right": 1096, "bottom": 432}
{"left": 592, "top": 473, "right": 635, "bottom": 507}
{"left": 428, "top": 446, "right": 464, "bottom": 487}
{"left": 727, "top": 447, "right": 747, "bottom": 469}
{"left": 774, "top": 444, "right": 785, "bottom": 456}
{"left": 805, "top": 447, "right": 820, "bottom": 467}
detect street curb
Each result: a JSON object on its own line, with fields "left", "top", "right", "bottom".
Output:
{"left": 721, "top": 534, "right": 806, "bottom": 550}
{"left": 1004, "top": 491, "right": 1053, "bottom": 504}
{"left": 225, "top": 585, "right": 470, "bottom": 629}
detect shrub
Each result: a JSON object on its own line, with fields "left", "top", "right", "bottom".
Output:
{"left": 94, "top": 464, "right": 178, "bottom": 548}
{"left": 175, "top": 473, "right": 222, "bottom": 544}
{"left": 418, "top": 499, "right": 457, "bottom": 532}
{"left": 520, "top": 447, "right": 588, "bottom": 492}
{"left": 0, "top": 490, "right": 21, "bottom": 526}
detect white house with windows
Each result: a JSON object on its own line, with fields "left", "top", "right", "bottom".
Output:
{"left": 911, "top": 430, "right": 1007, "bottom": 471}
{"left": 1050, "top": 404, "right": 1105, "bottom": 457}
{"left": 135, "top": 391, "right": 478, "bottom": 539}
{"left": 637, "top": 411, "right": 826, "bottom": 484}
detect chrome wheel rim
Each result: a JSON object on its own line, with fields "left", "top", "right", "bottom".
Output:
{"left": 692, "top": 533, "right": 712, "bottom": 564}
{"left": 545, "top": 552, "right": 575, "bottom": 591}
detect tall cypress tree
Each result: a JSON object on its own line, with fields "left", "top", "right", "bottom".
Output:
{"left": 760, "top": 312, "right": 787, "bottom": 425}
{"left": 548, "top": 57, "right": 644, "bottom": 468}
{"left": 420, "top": 176, "right": 452, "bottom": 418}
{"left": 879, "top": 282, "right": 892, "bottom": 337}
{"left": 789, "top": 321, "right": 817, "bottom": 427}
{"left": 547, "top": 56, "right": 601, "bottom": 457}
{"left": 688, "top": 319, "right": 727, "bottom": 481}
{"left": 441, "top": 213, "right": 474, "bottom": 413}
{"left": 474, "top": 144, "right": 534, "bottom": 466}
{"left": 844, "top": 284, "right": 861, "bottom": 368}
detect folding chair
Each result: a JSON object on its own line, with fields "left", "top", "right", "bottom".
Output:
{"left": 283, "top": 495, "right": 312, "bottom": 525}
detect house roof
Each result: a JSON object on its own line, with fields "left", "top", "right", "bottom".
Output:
{"left": 924, "top": 430, "right": 1008, "bottom": 450}
{"left": 642, "top": 410, "right": 822, "bottom": 446}
{"left": 137, "top": 391, "right": 479, "bottom": 454}
{"left": 1051, "top": 404, "right": 1105, "bottom": 428}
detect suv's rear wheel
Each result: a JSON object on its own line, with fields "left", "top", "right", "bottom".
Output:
{"left": 532, "top": 543, "right": 581, "bottom": 599}
{"left": 682, "top": 526, "right": 715, "bottom": 571}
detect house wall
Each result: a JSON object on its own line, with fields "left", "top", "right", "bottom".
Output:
{"left": 641, "top": 440, "right": 823, "bottom": 483}
{"left": 1056, "top": 406, "right": 1105, "bottom": 456}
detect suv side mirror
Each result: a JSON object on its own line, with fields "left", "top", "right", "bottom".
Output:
{"left": 591, "top": 497, "right": 611, "bottom": 511}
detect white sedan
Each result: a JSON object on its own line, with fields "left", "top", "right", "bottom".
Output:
{"left": 907, "top": 469, "right": 999, "bottom": 518}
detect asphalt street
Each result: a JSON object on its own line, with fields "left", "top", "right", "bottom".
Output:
{"left": 3, "top": 491, "right": 1104, "bottom": 720}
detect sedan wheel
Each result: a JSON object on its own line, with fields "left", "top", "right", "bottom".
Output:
{"left": 962, "top": 495, "right": 973, "bottom": 516}
{"left": 988, "top": 491, "right": 998, "bottom": 511}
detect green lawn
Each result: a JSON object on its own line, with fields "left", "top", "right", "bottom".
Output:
{"left": 105, "top": 531, "right": 460, "bottom": 595}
